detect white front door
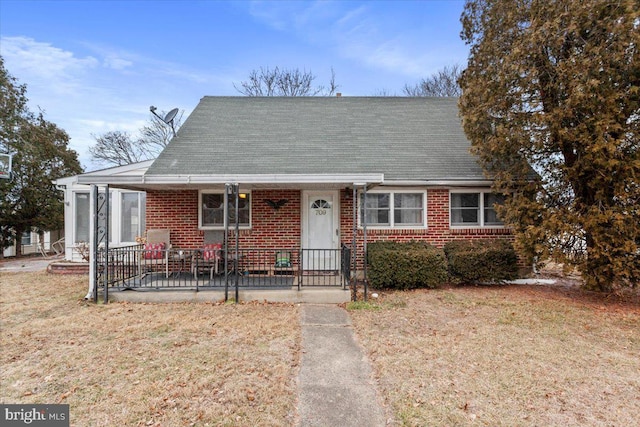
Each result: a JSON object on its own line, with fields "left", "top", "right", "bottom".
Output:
{"left": 302, "top": 191, "right": 340, "bottom": 270}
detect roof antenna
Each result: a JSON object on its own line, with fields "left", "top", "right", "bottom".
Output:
{"left": 150, "top": 106, "right": 179, "bottom": 137}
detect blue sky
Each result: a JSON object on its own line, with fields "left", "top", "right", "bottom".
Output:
{"left": 0, "top": 0, "right": 469, "bottom": 171}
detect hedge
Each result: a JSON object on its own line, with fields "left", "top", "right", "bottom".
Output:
{"left": 444, "top": 239, "right": 518, "bottom": 284}
{"left": 367, "top": 241, "right": 448, "bottom": 290}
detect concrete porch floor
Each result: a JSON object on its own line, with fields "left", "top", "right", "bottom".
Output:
{"left": 106, "top": 286, "right": 352, "bottom": 304}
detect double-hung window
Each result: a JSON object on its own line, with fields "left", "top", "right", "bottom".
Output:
{"left": 450, "top": 191, "right": 505, "bottom": 227}
{"left": 361, "top": 191, "right": 425, "bottom": 228}
{"left": 200, "top": 191, "right": 251, "bottom": 229}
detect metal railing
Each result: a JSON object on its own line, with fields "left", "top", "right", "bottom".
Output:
{"left": 97, "top": 245, "right": 352, "bottom": 292}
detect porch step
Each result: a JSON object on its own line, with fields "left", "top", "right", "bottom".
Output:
{"left": 108, "top": 287, "right": 351, "bottom": 304}
{"left": 47, "top": 261, "right": 90, "bottom": 275}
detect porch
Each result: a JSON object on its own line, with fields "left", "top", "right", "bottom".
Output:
{"left": 96, "top": 245, "right": 353, "bottom": 303}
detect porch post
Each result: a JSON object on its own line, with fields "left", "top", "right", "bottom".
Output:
{"left": 363, "top": 184, "right": 368, "bottom": 302}
{"left": 103, "top": 185, "right": 109, "bottom": 303}
{"left": 224, "top": 184, "right": 229, "bottom": 302}
{"left": 351, "top": 186, "right": 357, "bottom": 301}
{"left": 234, "top": 184, "right": 239, "bottom": 304}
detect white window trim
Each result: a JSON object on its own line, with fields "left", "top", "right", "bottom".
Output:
{"left": 359, "top": 189, "right": 427, "bottom": 229}
{"left": 449, "top": 189, "right": 505, "bottom": 228}
{"left": 199, "top": 190, "right": 252, "bottom": 230}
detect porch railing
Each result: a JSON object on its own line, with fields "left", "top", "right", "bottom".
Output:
{"left": 96, "top": 245, "right": 352, "bottom": 292}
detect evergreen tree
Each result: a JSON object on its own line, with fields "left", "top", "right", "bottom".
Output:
{"left": 459, "top": 0, "right": 640, "bottom": 290}
{"left": 0, "top": 56, "right": 82, "bottom": 256}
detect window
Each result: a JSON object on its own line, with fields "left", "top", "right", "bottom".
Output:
{"left": 200, "top": 191, "right": 251, "bottom": 228}
{"left": 121, "top": 192, "right": 145, "bottom": 242}
{"left": 361, "top": 191, "right": 425, "bottom": 228}
{"left": 450, "top": 191, "right": 504, "bottom": 227}
{"left": 21, "top": 231, "right": 32, "bottom": 246}
{"left": 75, "top": 192, "right": 90, "bottom": 243}
{"left": 483, "top": 193, "right": 504, "bottom": 225}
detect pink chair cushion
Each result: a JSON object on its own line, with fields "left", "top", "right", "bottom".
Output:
{"left": 143, "top": 242, "right": 165, "bottom": 259}
{"left": 203, "top": 243, "right": 222, "bottom": 261}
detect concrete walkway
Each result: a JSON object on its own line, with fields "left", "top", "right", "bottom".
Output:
{"left": 298, "top": 304, "right": 387, "bottom": 427}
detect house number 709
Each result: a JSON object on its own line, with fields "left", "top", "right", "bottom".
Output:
{"left": 315, "top": 209, "right": 327, "bottom": 215}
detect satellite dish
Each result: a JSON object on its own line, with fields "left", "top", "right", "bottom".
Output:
{"left": 164, "top": 108, "right": 179, "bottom": 124}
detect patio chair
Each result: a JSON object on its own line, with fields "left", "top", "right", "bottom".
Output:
{"left": 192, "top": 231, "right": 224, "bottom": 279}
{"left": 142, "top": 229, "right": 171, "bottom": 278}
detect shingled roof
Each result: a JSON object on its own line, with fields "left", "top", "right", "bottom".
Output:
{"left": 146, "top": 96, "right": 486, "bottom": 183}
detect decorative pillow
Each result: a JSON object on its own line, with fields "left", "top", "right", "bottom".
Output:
{"left": 275, "top": 251, "right": 292, "bottom": 268}
{"left": 203, "top": 243, "right": 222, "bottom": 261}
{"left": 143, "top": 242, "right": 165, "bottom": 259}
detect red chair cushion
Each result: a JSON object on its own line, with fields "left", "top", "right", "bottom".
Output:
{"left": 143, "top": 242, "right": 165, "bottom": 259}
{"left": 203, "top": 243, "right": 222, "bottom": 261}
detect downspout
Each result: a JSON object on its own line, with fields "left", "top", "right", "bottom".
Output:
{"left": 87, "top": 185, "right": 97, "bottom": 301}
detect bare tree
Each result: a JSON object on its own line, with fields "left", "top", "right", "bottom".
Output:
{"left": 89, "top": 110, "right": 183, "bottom": 167}
{"left": 234, "top": 66, "right": 338, "bottom": 96}
{"left": 403, "top": 64, "right": 463, "bottom": 97}
{"left": 139, "top": 109, "right": 184, "bottom": 156}
{"left": 89, "top": 131, "right": 146, "bottom": 166}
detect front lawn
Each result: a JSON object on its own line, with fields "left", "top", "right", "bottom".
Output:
{"left": 0, "top": 272, "right": 300, "bottom": 426}
{"left": 348, "top": 285, "right": 640, "bottom": 426}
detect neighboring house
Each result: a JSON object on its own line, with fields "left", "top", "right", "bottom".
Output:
{"left": 54, "top": 161, "right": 151, "bottom": 262}
{"left": 74, "top": 97, "right": 513, "bottom": 290}
{"left": 2, "top": 230, "right": 61, "bottom": 258}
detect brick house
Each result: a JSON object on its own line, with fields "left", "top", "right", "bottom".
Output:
{"left": 77, "top": 96, "right": 513, "bottom": 298}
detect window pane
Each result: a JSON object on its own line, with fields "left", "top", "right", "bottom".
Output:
{"left": 451, "top": 193, "right": 480, "bottom": 225}
{"left": 230, "top": 193, "right": 251, "bottom": 226}
{"left": 202, "top": 194, "right": 224, "bottom": 226}
{"left": 75, "top": 193, "right": 90, "bottom": 242}
{"left": 121, "top": 193, "right": 140, "bottom": 242}
{"left": 484, "top": 193, "right": 505, "bottom": 225}
{"left": 21, "top": 232, "right": 32, "bottom": 246}
{"left": 365, "top": 193, "right": 389, "bottom": 208}
{"left": 394, "top": 193, "right": 422, "bottom": 208}
{"left": 365, "top": 209, "right": 389, "bottom": 225}
{"left": 361, "top": 193, "right": 390, "bottom": 226}
{"left": 451, "top": 193, "right": 479, "bottom": 208}
{"left": 394, "top": 193, "right": 423, "bottom": 225}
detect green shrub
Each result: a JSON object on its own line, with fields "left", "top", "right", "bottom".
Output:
{"left": 444, "top": 239, "right": 518, "bottom": 284}
{"left": 367, "top": 241, "right": 448, "bottom": 290}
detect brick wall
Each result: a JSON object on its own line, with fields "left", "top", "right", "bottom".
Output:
{"left": 146, "top": 188, "right": 513, "bottom": 251}
{"left": 145, "top": 189, "right": 302, "bottom": 249}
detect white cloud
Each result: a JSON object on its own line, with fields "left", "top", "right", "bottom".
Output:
{"left": 1, "top": 36, "right": 99, "bottom": 91}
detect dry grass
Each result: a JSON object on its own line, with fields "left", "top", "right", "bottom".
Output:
{"left": 348, "top": 285, "right": 640, "bottom": 426}
{"left": 0, "top": 272, "right": 300, "bottom": 427}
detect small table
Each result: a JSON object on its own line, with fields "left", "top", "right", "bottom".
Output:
{"left": 171, "top": 250, "right": 188, "bottom": 278}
